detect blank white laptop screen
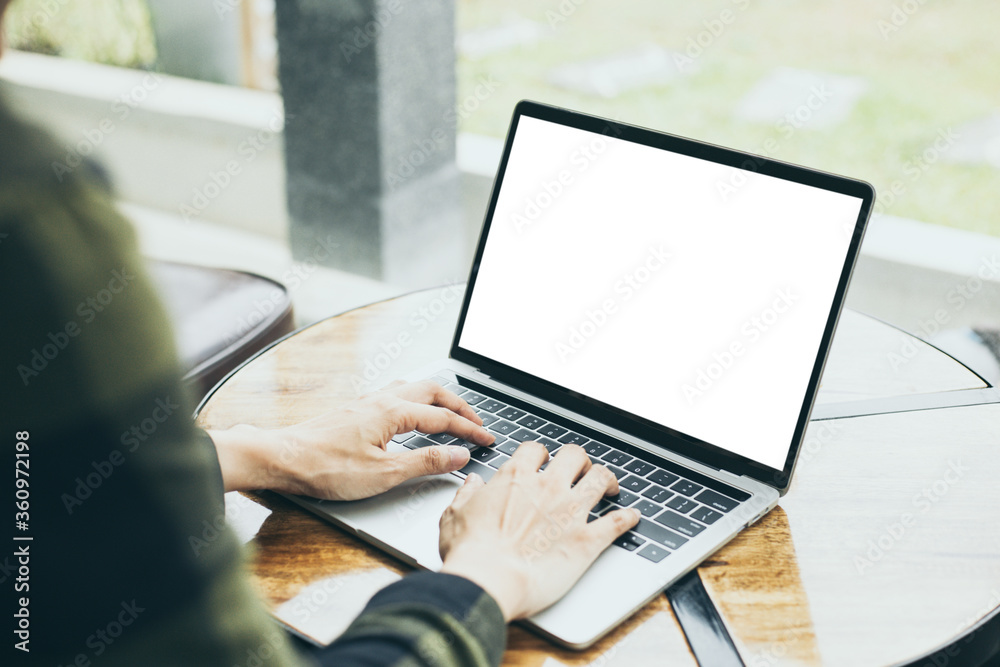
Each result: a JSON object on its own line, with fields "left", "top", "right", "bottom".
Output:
{"left": 459, "top": 116, "right": 864, "bottom": 470}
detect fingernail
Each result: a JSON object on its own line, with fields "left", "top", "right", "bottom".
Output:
{"left": 448, "top": 446, "right": 470, "bottom": 467}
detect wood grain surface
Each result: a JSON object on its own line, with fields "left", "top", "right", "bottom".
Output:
{"left": 198, "top": 287, "right": 1000, "bottom": 666}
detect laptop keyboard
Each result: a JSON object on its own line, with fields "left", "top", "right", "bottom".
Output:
{"left": 390, "top": 375, "right": 749, "bottom": 565}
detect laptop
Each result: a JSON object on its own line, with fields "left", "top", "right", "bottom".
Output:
{"left": 283, "top": 100, "right": 875, "bottom": 649}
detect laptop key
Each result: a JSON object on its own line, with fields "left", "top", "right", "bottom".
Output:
{"left": 633, "top": 519, "right": 689, "bottom": 550}
{"left": 613, "top": 532, "right": 646, "bottom": 552}
{"left": 510, "top": 428, "right": 540, "bottom": 443}
{"left": 633, "top": 500, "right": 661, "bottom": 517}
{"left": 670, "top": 480, "right": 703, "bottom": 497}
{"left": 442, "top": 382, "right": 467, "bottom": 396}
{"left": 427, "top": 432, "right": 458, "bottom": 445}
{"left": 478, "top": 399, "right": 506, "bottom": 413}
{"left": 608, "top": 489, "right": 639, "bottom": 507}
{"left": 477, "top": 413, "right": 500, "bottom": 428}
{"left": 583, "top": 441, "right": 610, "bottom": 456}
{"left": 461, "top": 391, "right": 488, "bottom": 406}
{"left": 654, "top": 510, "right": 707, "bottom": 537}
{"left": 621, "top": 475, "right": 651, "bottom": 493}
{"left": 693, "top": 489, "right": 740, "bottom": 513}
{"left": 624, "top": 460, "right": 655, "bottom": 476}
{"left": 458, "top": 458, "right": 495, "bottom": 481}
{"left": 637, "top": 544, "right": 670, "bottom": 563}
{"left": 490, "top": 419, "right": 520, "bottom": 436}
{"left": 495, "top": 438, "right": 519, "bottom": 456}
{"left": 642, "top": 485, "right": 672, "bottom": 504}
{"left": 601, "top": 451, "right": 633, "bottom": 467}
{"left": 537, "top": 423, "right": 568, "bottom": 439}
{"left": 516, "top": 415, "right": 547, "bottom": 430}
{"left": 497, "top": 406, "right": 527, "bottom": 421}
{"left": 594, "top": 498, "right": 614, "bottom": 514}
{"left": 391, "top": 431, "right": 416, "bottom": 443}
{"left": 471, "top": 447, "right": 499, "bottom": 463}
{"left": 405, "top": 435, "right": 437, "bottom": 449}
{"left": 666, "top": 497, "right": 697, "bottom": 514}
{"left": 690, "top": 506, "right": 722, "bottom": 525}
{"left": 557, "top": 432, "right": 589, "bottom": 446}
{"left": 538, "top": 438, "right": 562, "bottom": 454}
{"left": 587, "top": 513, "right": 600, "bottom": 523}
{"left": 648, "top": 470, "right": 679, "bottom": 487}
{"left": 487, "top": 453, "right": 510, "bottom": 469}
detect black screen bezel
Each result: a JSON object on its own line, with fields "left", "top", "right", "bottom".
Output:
{"left": 450, "top": 100, "right": 875, "bottom": 494}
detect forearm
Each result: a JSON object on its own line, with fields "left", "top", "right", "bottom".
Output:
{"left": 208, "top": 424, "right": 278, "bottom": 492}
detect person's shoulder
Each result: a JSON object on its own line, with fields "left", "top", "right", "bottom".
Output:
{"left": 0, "top": 95, "right": 110, "bottom": 202}
{"left": 0, "top": 95, "right": 60, "bottom": 180}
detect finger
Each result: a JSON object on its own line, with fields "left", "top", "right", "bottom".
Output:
{"left": 543, "top": 443, "right": 591, "bottom": 485}
{"left": 384, "top": 395, "right": 489, "bottom": 444}
{"left": 504, "top": 439, "right": 549, "bottom": 472}
{"left": 399, "top": 402, "right": 493, "bottom": 446}
{"left": 450, "top": 471, "right": 485, "bottom": 511}
{"left": 392, "top": 444, "right": 470, "bottom": 483}
{"left": 587, "top": 508, "right": 641, "bottom": 555}
{"left": 420, "top": 380, "right": 483, "bottom": 426}
{"left": 425, "top": 383, "right": 483, "bottom": 426}
{"left": 394, "top": 380, "right": 483, "bottom": 426}
{"left": 571, "top": 464, "right": 619, "bottom": 510}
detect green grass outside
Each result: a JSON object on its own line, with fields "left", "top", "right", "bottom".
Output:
{"left": 456, "top": 0, "right": 1000, "bottom": 237}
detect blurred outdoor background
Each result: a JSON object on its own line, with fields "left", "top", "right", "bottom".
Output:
{"left": 5, "top": 0, "right": 998, "bottom": 236}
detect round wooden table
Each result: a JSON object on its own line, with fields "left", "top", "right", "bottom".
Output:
{"left": 196, "top": 287, "right": 1000, "bottom": 666}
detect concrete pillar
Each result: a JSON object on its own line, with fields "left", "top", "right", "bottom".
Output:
{"left": 275, "top": 0, "right": 464, "bottom": 285}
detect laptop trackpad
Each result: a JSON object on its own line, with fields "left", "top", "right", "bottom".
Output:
{"left": 310, "top": 474, "right": 463, "bottom": 571}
